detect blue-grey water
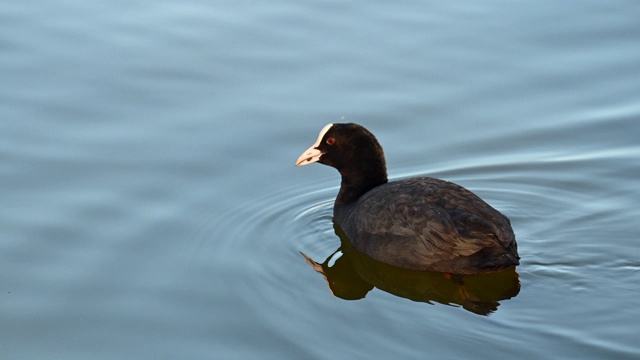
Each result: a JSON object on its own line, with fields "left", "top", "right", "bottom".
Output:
{"left": 2, "top": 1, "right": 639, "bottom": 359}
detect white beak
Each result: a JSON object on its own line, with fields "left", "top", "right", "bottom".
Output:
{"left": 295, "top": 123, "right": 333, "bottom": 167}
{"left": 295, "top": 146, "right": 323, "bottom": 166}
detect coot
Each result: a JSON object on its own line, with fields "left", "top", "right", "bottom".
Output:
{"left": 295, "top": 123, "right": 519, "bottom": 274}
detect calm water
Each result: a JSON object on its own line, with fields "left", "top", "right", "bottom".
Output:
{"left": 2, "top": 1, "right": 639, "bottom": 359}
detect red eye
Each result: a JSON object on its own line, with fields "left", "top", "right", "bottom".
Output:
{"left": 326, "top": 137, "right": 335, "bottom": 145}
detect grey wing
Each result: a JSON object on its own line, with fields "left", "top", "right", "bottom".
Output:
{"left": 346, "top": 199, "right": 488, "bottom": 270}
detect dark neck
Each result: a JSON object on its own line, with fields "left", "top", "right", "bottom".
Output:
{"left": 335, "top": 166, "right": 388, "bottom": 205}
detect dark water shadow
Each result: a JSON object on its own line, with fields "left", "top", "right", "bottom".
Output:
{"left": 301, "top": 225, "right": 520, "bottom": 316}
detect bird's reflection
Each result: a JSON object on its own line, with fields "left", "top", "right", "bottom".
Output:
{"left": 301, "top": 224, "right": 520, "bottom": 315}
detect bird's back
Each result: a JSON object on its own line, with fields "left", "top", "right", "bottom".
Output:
{"left": 335, "top": 177, "right": 519, "bottom": 274}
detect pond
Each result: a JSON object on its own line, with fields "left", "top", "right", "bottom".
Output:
{"left": 1, "top": 1, "right": 639, "bottom": 359}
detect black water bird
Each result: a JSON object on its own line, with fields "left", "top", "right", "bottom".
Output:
{"left": 296, "top": 123, "right": 519, "bottom": 274}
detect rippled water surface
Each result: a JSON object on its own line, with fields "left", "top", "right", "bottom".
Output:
{"left": 2, "top": 1, "right": 639, "bottom": 359}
